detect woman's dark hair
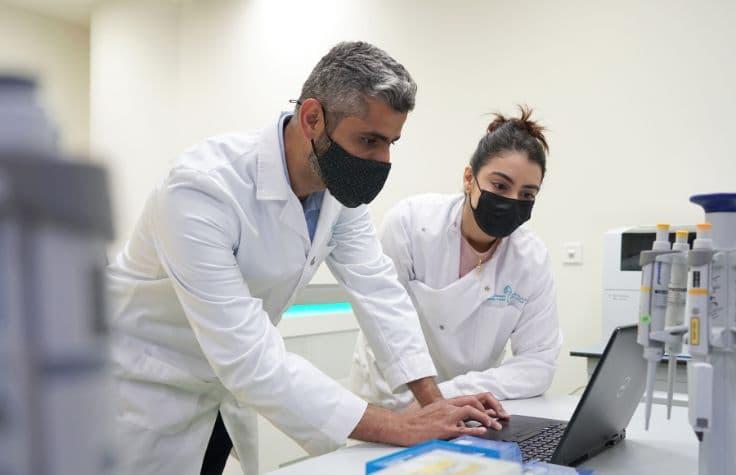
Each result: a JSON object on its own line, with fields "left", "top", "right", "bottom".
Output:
{"left": 469, "top": 105, "right": 549, "bottom": 179}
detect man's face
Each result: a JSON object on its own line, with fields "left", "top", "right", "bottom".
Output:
{"left": 319, "top": 96, "right": 407, "bottom": 164}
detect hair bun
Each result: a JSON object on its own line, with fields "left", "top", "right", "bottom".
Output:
{"left": 486, "top": 113, "right": 508, "bottom": 135}
{"left": 486, "top": 105, "right": 549, "bottom": 153}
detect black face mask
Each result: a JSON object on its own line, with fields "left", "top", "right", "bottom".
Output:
{"left": 309, "top": 106, "right": 391, "bottom": 208}
{"left": 469, "top": 178, "right": 534, "bottom": 238}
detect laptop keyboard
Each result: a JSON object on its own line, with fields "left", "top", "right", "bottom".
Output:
{"left": 516, "top": 422, "right": 568, "bottom": 463}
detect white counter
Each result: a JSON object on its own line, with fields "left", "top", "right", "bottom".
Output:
{"left": 267, "top": 394, "right": 698, "bottom": 474}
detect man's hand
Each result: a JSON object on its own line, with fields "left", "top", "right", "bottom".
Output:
{"left": 350, "top": 397, "right": 504, "bottom": 447}
{"left": 406, "top": 376, "right": 443, "bottom": 406}
{"left": 469, "top": 392, "right": 509, "bottom": 419}
{"left": 406, "top": 393, "right": 509, "bottom": 421}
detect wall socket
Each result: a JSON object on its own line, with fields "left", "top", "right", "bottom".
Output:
{"left": 563, "top": 241, "right": 583, "bottom": 265}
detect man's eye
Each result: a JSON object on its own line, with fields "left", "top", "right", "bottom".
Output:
{"left": 522, "top": 192, "right": 536, "bottom": 201}
{"left": 493, "top": 182, "right": 508, "bottom": 191}
{"left": 361, "top": 136, "right": 377, "bottom": 146}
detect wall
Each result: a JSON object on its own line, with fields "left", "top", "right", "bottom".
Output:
{"left": 90, "top": 0, "right": 181, "bottom": 247}
{"left": 0, "top": 1, "right": 90, "bottom": 156}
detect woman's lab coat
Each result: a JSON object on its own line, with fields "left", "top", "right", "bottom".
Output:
{"left": 106, "top": 114, "right": 436, "bottom": 474}
{"left": 350, "top": 193, "right": 562, "bottom": 409}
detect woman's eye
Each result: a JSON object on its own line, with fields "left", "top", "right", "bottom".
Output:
{"left": 493, "top": 182, "right": 508, "bottom": 191}
{"left": 522, "top": 192, "right": 536, "bottom": 201}
{"left": 360, "top": 136, "right": 377, "bottom": 146}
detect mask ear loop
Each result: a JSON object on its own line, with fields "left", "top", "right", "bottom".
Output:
{"left": 467, "top": 174, "right": 483, "bottom": 212}
{"left": 317, "top": 104, "right": 335, "bottom": 155}
{"left": 292, "top": 98, "right": 334, "bottom": 158}
{"left": 466, "top": 174, "right": 501, "bottom": 247}
{"left": 290, "top": 99, "right": 332, "bottom": 180}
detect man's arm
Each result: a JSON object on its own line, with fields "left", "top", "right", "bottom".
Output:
{"left": 376, "top": 202, "right": 444, "bottom": 406}
{"left": 154, "top": 171, "right": 368, "bottom": 455}
{"left": 351, "top": 396, "right": 502, "bottom": 446}
{"left": 326, "top": 203, "right": 437, "bottom": 393}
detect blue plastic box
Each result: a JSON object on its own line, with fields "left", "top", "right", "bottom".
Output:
{"left": 451, "top": 435, "right": 523, "bottom": 463}
{"left": 523, "top": 460, "right": 596, "bottom": 474}
{"left": 365, "top": 439, "right": 521, "bottom": 474}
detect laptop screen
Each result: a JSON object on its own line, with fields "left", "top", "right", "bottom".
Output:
{"left": 553, "top": 325, "right": 647, "bottom": 465}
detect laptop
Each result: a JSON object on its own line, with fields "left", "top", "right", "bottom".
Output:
{"left": 481, "top": 325, "right": 646, "bottom": 466}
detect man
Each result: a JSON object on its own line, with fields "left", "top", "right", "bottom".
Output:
{"left": 107, "top": 41, "right": 505, "bottom": 475}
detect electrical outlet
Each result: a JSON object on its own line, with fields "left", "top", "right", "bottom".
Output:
{"left": 563, "top": 242, "right": 583, "bottom": 265}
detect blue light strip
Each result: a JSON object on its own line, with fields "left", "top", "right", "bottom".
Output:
{"left": 283, "top": 302, "right": 353, "bottom": 319}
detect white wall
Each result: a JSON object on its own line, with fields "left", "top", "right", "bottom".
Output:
{"left": 90, "top": 1, "right": 736, "bottom": 467}
{"left": 90, "top": 0, "right": 181, "bottom": 249}
{"left": 91, "top": 0, "right": 736, "bottom": 395}
{"left": 0, "top": 1, "right": 90, "bottom": 156}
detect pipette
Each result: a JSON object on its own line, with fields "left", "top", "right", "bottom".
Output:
{"left": 638, "top": 224, "right": 675, "bottom": 430}
{"left": 663, "top": 230, "right": 690, "bottom": 419}
{"left": 687, "top": 223, "right": 715, "bottom": 443}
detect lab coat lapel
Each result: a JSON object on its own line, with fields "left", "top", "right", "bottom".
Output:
{"left": 256, "top": 115, "right": 310, "bottom": 252}
{"left": 443, "top": 198, "right": 464, "bottom": 287}
{"left": 310, "top": 191, "right": 340, "bottom": 252}
{"left": 438, "top": 198, "right": 501, "bottom": 331}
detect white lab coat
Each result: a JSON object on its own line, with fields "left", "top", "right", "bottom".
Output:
{"left": 106, "top": 114, "right": 436, "bottom": 474}
{"left": 350, "top": 194, "right": 562, "bottom": 409}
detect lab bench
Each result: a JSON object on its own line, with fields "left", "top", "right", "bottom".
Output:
{"left": 266, "top": 394, "right": 698, "bottom": 474}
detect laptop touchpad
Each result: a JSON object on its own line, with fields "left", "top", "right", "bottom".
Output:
{"left": 482, "top": 415, "right": 563, "bottom": 442}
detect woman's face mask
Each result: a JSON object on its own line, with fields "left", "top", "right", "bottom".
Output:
{"left": 469, "top": 176, "right": 534, "bottom": 238}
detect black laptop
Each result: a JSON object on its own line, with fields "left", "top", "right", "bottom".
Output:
{"left": 481, "top": 325, "right": 646, "bottom": 465}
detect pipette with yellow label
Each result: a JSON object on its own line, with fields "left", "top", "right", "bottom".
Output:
{"left": 638, "top": 224, "right": 676, "bottom": 430}
{"left": 662, "top": 230, "right": 690, "bottom": 419}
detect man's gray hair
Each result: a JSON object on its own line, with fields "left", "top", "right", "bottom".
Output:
{"left": 297, "top": 41, "right": 417, "bottom": 128}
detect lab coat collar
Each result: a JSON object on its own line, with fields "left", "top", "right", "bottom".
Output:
{"left": 447, "top": 194, "right": 507, "bottom": 259}
{"left": 446, "top": 195, "right": 465, "bottom": 236}
{"left": 255, "top": 113, "right": 311, "bottom": 246}
{"left": 256, "top": 113, "right": 292, "bottom": 201}
{"left": 440, "top": 194, "right": 510, "bottom": 325}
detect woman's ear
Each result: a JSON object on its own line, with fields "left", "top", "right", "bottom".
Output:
{"left": 463, "top": 165, "right": 473, "bottom": 194}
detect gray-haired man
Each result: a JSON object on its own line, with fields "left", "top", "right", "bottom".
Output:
{"left": 107, "top": 41, "right": 504, "bottom": 475}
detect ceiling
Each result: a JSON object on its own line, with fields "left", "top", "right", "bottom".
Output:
{"left": 2, "top": 0, "right": 98, "bottom": 25}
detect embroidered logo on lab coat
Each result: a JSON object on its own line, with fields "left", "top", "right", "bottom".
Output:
{"left": 487, "top": 285, "right": 528, "bottom": 305}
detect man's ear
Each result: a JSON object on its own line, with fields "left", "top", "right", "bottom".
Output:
{"left": 298, "top": 98, "right": 325, "bottom": 141}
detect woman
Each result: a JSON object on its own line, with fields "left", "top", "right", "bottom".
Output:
{"left": 350, "top": 106, "right": 563, "bottom": 409}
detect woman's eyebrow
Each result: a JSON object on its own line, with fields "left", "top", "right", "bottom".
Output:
{"left": 490, "top": 171, "right": 514, "bottom": 183}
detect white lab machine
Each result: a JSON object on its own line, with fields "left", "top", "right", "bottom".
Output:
{"left": 602, "top": 225, "right": 695, "bottom": 340}
{"left": 638, "top": 193, "right": 736, "bottom": 475}
{"left": 0, "top": 75, "right": 115, "bottom": 474}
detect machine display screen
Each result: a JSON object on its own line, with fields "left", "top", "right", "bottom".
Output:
{"left": 621, "top": 231, "right": 697, "bottom": 271}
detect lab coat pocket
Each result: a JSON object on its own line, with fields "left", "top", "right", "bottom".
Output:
{"left": 117, "top": 353, "right": 216, "bottom": 434}
{"left": 407, "top": 278, "right": 482, "bottom": 334}
{"left": 407, "top": 278, "right": 486, "bottom": 379}
{"left": 473, "top": 301, "right": 522, "bottom": 366}
{"left": 406, "top": 280, "right": 451, "bottom": 331}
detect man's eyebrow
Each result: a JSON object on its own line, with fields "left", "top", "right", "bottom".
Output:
{"left": 360, "top": 131, "right": 400, "bottom": 144}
